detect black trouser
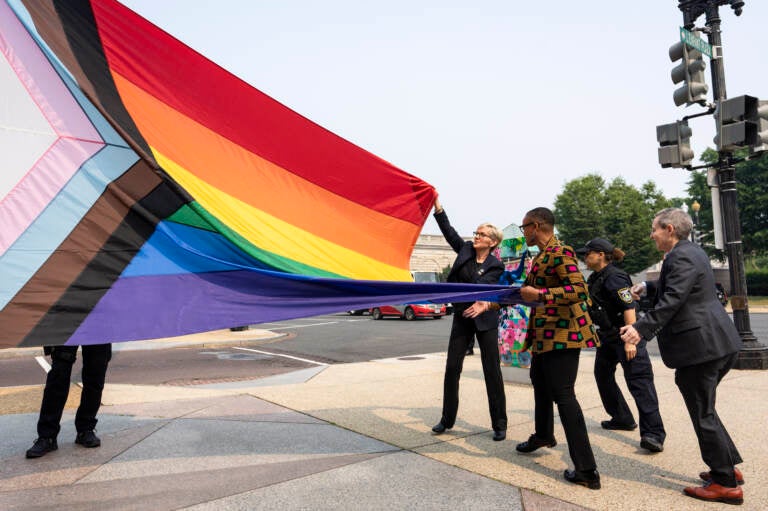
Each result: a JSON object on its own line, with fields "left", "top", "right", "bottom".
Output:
{"left": 441, "top": 314, "right": 507, "bottom": 431}
{"left": 37, "top": 344, "right": 112, "bottom": 439}
{"left": 594, "top": 339, "right": 666, "bottom": 443}
{"left": 675, "top": 352, "right": 742, "bottom": 487}
{"left": 531, "top": 348, "right": 596, "bottom": 472}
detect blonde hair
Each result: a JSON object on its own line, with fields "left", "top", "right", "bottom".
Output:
{"left": 477, "top": 223, "right": 503, "bottom": 248}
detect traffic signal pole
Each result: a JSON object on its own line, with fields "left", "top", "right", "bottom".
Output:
{"left": 679, "top": 0, "right": 768, "bottom": 369}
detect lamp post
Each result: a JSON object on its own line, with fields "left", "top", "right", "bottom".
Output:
{"left": 691, "top": 200, "right": 701, "bottom": 245}
{"left": 676, "top": 0, "right": 768, "bottom": 369}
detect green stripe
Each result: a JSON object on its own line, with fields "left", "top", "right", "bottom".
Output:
{"left": 182, "top": 202, "right": 344, "bottom": 279}
{"left": 166, "top": 204, "right": 217, "bottom": 232}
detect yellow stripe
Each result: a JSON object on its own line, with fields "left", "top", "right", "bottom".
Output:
{"left": 153, "top": 149, "right": 412, "bottom": 281}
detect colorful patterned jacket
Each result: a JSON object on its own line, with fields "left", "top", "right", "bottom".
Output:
{"left": 523, "top": 237, "right": 599, "bottom": 353}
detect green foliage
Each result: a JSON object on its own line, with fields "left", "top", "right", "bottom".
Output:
{"left": 733, "top": 153, "right": 768, "bottom": 255}
{"left": 688, "top": 149, "right": 768, "bottom": 257}
{"left": 440, "top": 264, "right": 451, "bottom": 283}
{"left": 554, "top": 174, "right": 671, "bottom": 274}
{"left": 747, "top": 254, "right": 768, "bottom": 270}
{"left": 746, "top": 269, "right": 768, "bottom": 296}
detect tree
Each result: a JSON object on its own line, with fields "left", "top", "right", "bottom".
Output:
{"left": 440, "top": 264, "right": 452, "bottom": 283}
{"left": 554, "top": 174, "right": 671, "bottom": 274}
{"left": 691, "top": 148, "right": 768, "bottom": 257}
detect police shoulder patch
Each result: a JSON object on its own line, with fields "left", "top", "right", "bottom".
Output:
{"left": 617, "top": 287, "right": 633, "bottom": 304}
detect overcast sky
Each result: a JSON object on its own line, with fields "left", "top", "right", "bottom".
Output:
{"left": 117, "top": 1, "right": 766, "bottom": 234}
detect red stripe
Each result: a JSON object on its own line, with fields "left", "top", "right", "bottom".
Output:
{"left": 90, "top": 0, "right": 435, "bottom": 226}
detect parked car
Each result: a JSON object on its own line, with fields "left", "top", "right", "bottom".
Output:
{"left": 370, "top": 302, "right": 447, "bottom": 320}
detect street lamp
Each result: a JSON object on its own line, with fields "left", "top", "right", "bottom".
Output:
{"left": 691, "top": 200, "right": 701, "bottom": 245}
{"left": 676, "top": 0, "right": 768, "bottom": 369}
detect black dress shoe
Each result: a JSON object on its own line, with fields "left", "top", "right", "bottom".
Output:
{"left": 516, "top": 434, "right": 557, "bottom": 453}
{"left": 640, "top": 436, "right": 664, "bottom": 453}
{"left": 26, "top": 437, "right": 58, "bottom": 458}
{"left": 75, "top": 430, "right": 101, "bottom": 448}
{"left": 564, "top": 469, "right": 601, "bottom": 490}
{"left": 493, "top": 430, "right": 506, "bottom": 441}
{"left": 431, "top": 421, "right": 450, "bottom": 434}
{"left": 600, "top": 419, "right": 637, "bottom": 431}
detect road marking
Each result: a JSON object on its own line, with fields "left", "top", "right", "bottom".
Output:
{"left": 266, "top": 321, "right": 338, "bottom": 330}
{"left": 35, "top": 356, "right": 51, "bottom": 373}
{"left": 233, "top": 347, "right": 328, "bottom": 366}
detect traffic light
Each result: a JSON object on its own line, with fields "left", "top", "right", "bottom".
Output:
{"left": 669, "top": 39, "right": 708, "bottom": 106}
{"left": 749, "top": 99, "right": 768, "bottom": 156}
{"left": 657, "top": 120, "right": 694, "bottom": 168}
{"left": 715, "top": 95, "right": 768, "bottom": 154}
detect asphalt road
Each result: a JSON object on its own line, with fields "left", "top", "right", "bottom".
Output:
{"left": 257, "top": 312, "right": 452, "bottom": 363}
{"left": 2, "top": 311, "right": 767, "bottom": 390}
{"left": 0, "top": 313, "right": 453, "bottom": 389}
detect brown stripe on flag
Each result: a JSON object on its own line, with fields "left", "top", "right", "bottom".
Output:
{"left": 0, "top": 160, "right": 166, "bottom": 349}
{"left": 21, "top": 0, "right": 154, "bottom": 162}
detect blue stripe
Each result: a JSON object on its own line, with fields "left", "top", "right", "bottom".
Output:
{"left": 0, "top": 146, "right": 139, "bottom": 308}
{"left": 122, "top": 220, "right": 273, "bottom": 277}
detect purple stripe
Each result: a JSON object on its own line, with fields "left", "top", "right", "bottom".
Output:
{"left": 68, "top": 270, "right": 524, "bottom": 345}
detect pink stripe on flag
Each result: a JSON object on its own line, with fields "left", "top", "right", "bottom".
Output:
{"left": 0, "top": 137, "right": 104, "bottom": 255}
{"left": 0, "top": 2, "right": 105, "bottom": 255}
{"left": 0, "top": 2, "right": 101, "bottom": 139}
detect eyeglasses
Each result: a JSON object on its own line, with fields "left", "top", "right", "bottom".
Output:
{"left": 519, "top": 222, "right": 535, "bottom": 230}
{"left": 473, "top": 231, "right": 493, "bottom": 239}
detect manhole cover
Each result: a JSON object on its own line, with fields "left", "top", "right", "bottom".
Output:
{"left": 398, "top": 356, "right": 425, "bottom": 361}
{"left": 199, "top": 351, "right": 271, "bottom": 360}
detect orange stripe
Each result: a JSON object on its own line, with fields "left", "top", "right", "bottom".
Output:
{"left": 111, "top": 73, "right": 420, "bottom": 269}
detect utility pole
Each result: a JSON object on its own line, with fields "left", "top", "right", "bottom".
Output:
{"left": 676, "top": 0, "right": 768, "bottom": 369}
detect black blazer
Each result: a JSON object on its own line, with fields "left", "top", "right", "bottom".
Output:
{"left": 633, "top": 239, "right": 740, "bottom": 369}
{"left": 435, "top": 209, "right": 503, "bottom": 331}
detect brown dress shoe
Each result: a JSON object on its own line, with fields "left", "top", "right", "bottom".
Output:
{"left": 699, "top": 467, "right": 744, "bottom": 485}
{"left": 683, "top": 482, "right": 743, "bottom": 505}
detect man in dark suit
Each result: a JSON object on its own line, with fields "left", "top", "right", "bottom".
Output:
{"left": 620, "top": 207, "right": 743, "bottom": 505}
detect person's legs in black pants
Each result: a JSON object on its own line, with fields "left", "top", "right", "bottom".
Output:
{"left": 440, "top": 315, "right": 474, "bottom": 428}
{"left": 546, "top": 349, "right": 597, "bottom": 472}
{"left": 594, "top": 342, "right": 634, "bottom": 426}
{"left": 530, "top": 352, "right": 554, "bottom": 441}
{"left": 675, "top": 352, "right": 742, "bottom": 487}
{"left": 75, "top": 344, "right": 112, "bottom": 434}
{"left": 476, "top": 327, "right": 507, "bottom": 431}
{"left": 621, "top": 340, "right": 665, "bottom": 443}
{"left": 37, "top": 346, "right": 79, "bottom": 439}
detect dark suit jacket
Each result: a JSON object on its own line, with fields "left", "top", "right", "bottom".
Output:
{"left": 435, "top": 209, "right": 503, "bottom": 332}
{"left": 633, "top": 239, "right": 740, "bottom": 369}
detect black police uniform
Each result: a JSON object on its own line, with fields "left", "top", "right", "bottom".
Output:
{"left": 588, "top": 264, "right": 666, "bottom": 445}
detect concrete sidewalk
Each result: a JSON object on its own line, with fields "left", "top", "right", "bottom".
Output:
{"left": 0, "top": 330, "right": 765, "bottom": 510}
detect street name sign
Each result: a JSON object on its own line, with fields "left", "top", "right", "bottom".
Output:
{"left": 680, "top": 27, "right": 713, "bottom": 58}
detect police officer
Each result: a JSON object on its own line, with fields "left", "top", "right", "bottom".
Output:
{"left": 578, "top": 238, "right": 666, "bottom": 453}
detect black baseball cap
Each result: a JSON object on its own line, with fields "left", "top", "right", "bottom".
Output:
{"left": 576, "top": 238, "right": 614, "bottom": 255}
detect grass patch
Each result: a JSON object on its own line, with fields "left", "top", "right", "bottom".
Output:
{"left": 749, "top": 296, "right": 768, "bottom": 306}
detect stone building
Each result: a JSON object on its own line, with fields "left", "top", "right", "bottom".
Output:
{"left": 409, "top": 233, "right": 469, "bottom": 274}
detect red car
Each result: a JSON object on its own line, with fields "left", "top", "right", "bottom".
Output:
{"left": 370, "top": 302, "right": 446, "bottom": 320}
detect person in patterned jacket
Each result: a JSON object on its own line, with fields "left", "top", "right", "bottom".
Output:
{"left": 514, "top": 207, "right": 601, "bottom": 490}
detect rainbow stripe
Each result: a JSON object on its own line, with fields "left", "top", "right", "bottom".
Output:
{"left": 0, "top": 0, "right": 520, "bottom": 349}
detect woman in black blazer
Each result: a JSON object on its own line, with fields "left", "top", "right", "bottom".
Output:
{"left": 431, "top": 198, "right": 507, "bottom": 441}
